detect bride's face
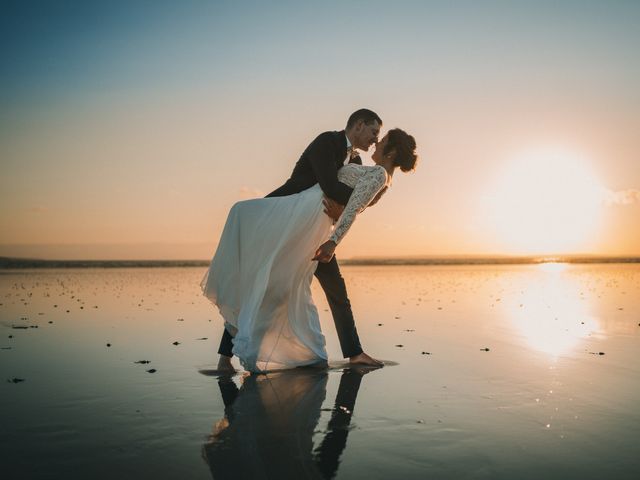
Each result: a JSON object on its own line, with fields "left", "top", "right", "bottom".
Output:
{"left": 372, "top": 135, "right": 388, "bottom": 164}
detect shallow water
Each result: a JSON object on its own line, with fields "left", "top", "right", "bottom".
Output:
{"left": 1, "top": 264, "right": 639, "bottom": 479}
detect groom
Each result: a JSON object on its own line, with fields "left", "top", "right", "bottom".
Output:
{"left": 217, "top": 108, "right": 384, "bottom": 370}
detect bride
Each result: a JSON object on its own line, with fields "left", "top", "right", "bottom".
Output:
{"left": 202, "top": 128, "right": 417, "bottom": 372}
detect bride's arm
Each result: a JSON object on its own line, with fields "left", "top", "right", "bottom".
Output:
{"left": 312, "top": 167, "right": 387, "bottom": 263}
{"left": 330, "top": 166, "right": 388, "bottom": 245}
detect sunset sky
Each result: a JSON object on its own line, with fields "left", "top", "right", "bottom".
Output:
{"left": 1, "top": 1, "right": 639, "bottom": 260}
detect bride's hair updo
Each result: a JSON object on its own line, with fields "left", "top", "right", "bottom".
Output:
{"left": 384, "top": 128, "right": 418, "bottom": 172}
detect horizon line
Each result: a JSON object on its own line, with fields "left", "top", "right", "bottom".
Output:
{"left": 1, "top": 255, "right": 639, "bottom": 269}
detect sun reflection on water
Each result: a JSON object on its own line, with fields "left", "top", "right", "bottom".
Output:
{"left": 507, "top": 264, "right": 601, "bottom": 357}
{"left": 537, "top": 261, "right": 568, "bottom": 273}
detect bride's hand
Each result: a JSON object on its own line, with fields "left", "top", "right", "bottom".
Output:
{"left": 312, "top": 240, "right": 336, "bottom": 263}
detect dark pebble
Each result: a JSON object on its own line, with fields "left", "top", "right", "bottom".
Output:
{"left": 1, "top": 347, "right": 12, "bottom": 350}
{"left": 8, "top": 378, "right": 25, "bottom": 383}
{"left": 135, "top": 360, "right": 151, "bottom": 364}
{"left": 480, "top": 348, "right": 490, "bottom": 352}
{"left": 421, "top": 351, "right": 432, "bottom": 355}
{"left": 29, "top": 325, "right": 38, "bottom": 329}
{"left": 146, "top": 369, "right": 157, "bottom": 373}
{"left": 196, "top": 337, "right": 208, "bottom": 340}
{"left": 177, "top": 318, "right": 184, "bottom": 321}
{"left": 395, "top": 344, "right": 404, "bottom": 347}
{"left": 377, "top": 323, "right": 383, "bottom": 326}
{"left": 172, "top": 341, "right": 180, "bottom": 345}
{"left": 8, "top": 335, "right": 13, "bottom": 339}
{"left": 12, "top": 326, "right": 28, "bottom": 329}
{"left": 106, "top": 343, "right": 111, "bottom": 347}
{"left": 48, "top": 321, "right": 53, "bottom": 324}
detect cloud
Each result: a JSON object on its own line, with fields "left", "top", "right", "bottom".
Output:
{"left": 238, "top": 186, "right": 265, "bottom": 199}
{"left": 604, "top": 188, "right": 640, "bottom": 206}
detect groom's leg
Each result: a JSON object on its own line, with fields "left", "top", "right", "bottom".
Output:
{"left": 217, "top": 328, "right": 234, "bottom": 357}
{"left": 314, "top": 256, "right": 363, "bottom": 358}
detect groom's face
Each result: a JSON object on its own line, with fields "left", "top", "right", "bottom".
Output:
{"left": 353, "top": 120, "right": 381, "bottom": 151}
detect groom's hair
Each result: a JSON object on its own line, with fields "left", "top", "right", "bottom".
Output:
{"left": 346, "top": 109, "right": 382, "bottom": 129}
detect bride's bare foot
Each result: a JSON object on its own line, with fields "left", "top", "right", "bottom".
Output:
{"left": 349, "top": 352, "right": 384, "bottom": 367}
{"left": 217, "top": 355, "right": 235, "bottom": 372}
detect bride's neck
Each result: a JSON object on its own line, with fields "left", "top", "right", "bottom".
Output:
{"left": 380, "top": 158, "right": 395, "bottom": 178}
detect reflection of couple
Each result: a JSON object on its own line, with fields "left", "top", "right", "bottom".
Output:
{"left": 202, "top": 368, "right": 372, "bottom": 479}
{"left": 202, "top": 109, "right": 417, "bottom": 372}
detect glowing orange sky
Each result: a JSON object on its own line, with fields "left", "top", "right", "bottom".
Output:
{"left": 1, "top": 2, "right": 639, "bottom": 259}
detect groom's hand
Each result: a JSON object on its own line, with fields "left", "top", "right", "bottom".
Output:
{"left": 323, "top": 197, "right": 344, "bottom": 223}
{"left": 312, "top": 240, "right": 337, "bottom": 263}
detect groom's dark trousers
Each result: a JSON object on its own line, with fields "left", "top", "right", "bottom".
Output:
{"left": 217, "top": 130, "right": 364, "bottom": 359}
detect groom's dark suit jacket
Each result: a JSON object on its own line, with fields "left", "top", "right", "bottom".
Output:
{"left": 266, "top": 130, "right": 361, "bottom": 204}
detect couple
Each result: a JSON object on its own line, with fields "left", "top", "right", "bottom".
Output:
{"left": 201, "top": 109, "right": 417, "bottom": 373}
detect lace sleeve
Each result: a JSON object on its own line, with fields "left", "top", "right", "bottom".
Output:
{"left": 329, "top": 166, "right": 388, "bottom": 245}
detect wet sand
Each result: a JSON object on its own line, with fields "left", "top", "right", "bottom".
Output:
{"left": 1, "top": 264, "right": 639, "bottom": 479}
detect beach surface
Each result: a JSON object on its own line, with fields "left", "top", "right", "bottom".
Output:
{"left": 1, "top": 264, "right": 639, "bottom": 479}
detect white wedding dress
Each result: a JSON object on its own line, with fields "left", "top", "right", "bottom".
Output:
{"left": 201, "top": 164, "right": 388, "bottom": 372}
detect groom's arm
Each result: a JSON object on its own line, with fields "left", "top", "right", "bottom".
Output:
{"left": 307, "top": 133, "right": 353, "bottom": 205}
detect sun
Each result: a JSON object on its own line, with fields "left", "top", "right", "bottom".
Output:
{"left": 483, "top": 149, "right": 604, "bottom": 254}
